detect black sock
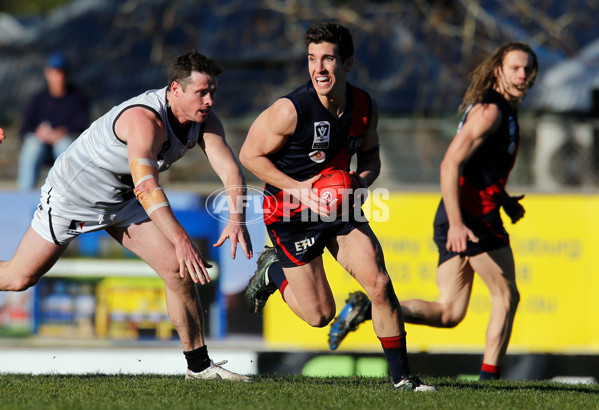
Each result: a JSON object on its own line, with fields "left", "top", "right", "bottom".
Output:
{"left": 183, "top": 345, "right": 211, "bottom": 372}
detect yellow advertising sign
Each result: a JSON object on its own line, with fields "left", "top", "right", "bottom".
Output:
{"left": 264, "top": 193, "right": 599, "bottom": 354}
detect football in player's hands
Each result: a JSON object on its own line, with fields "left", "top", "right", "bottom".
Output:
{"left": 312, "top": 169, "right": 356, "bottom": 213}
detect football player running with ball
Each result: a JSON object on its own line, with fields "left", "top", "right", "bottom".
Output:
{"left": 0, "top": 52, "right": 253, "bottom": 381}
{"left": 240, "top": 22, "right": 436, "bottom": 392}
{"left": 329, "top": 42, "right": 539, "bottom": 381}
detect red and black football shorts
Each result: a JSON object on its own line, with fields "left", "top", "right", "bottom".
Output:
{"left": 433, "top": 199, "right": 509, "bottom": 266}
{"left": 267, "top": 217, "right": 368, "bottom": 268}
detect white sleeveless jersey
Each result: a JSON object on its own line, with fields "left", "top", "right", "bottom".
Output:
{"left": 45, "top": 87, "right": 204, "bottom": 213}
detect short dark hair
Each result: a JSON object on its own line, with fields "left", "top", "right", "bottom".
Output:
{"left": 168, "top": 51, "right": 223, "bottom": 90}
{"left": 304, "top": 22, "right": 354, "bottom": 62}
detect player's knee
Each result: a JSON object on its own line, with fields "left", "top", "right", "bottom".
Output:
{"left": 364, "top": 274, "right": 392, "bottom": 307}
{"left": 304, "top": 308, "right": 336, "bottom": 328}
{"left": 503, "top": 284, "right": 520, "bottom": 308}
{"left": 439, "top": 305, "right": 466, "bottom": 328}
{"left": 165, "top": 275, "right": 196, "bottom": 294}
{"left": 304, "top": 314, "right": 330, "bottom": 328}
{"left": 440, "top": 314, "right": 463, "bottom": 328}
{"left": 493, "top": 285, "right": 520, "bottom": 313}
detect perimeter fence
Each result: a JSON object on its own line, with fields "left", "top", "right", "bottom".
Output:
{"left": 1, "top": 114, "right": 598, "bottom": 193}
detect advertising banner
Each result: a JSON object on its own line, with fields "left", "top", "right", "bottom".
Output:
{"left": 264, "top": 193, "right": 599, "bottom": 354}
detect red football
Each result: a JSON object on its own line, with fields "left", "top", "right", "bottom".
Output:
{"left": 313, "top": 169, "right": 355, "bottom": 212}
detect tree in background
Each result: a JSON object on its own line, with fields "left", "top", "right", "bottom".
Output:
{"left": 1, "top": 0, "right": 71, "bottom": 16}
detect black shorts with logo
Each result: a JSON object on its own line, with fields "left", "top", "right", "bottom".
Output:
{"left": 433, "top": 199, "right": 509, "bottom": 266}
{"left": 267, "top": 216, "right": 368, "bottom": 268}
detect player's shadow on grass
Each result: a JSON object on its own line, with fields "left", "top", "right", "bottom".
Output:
{"left": 435, "top": 378, "right": 599, "bottom": 394}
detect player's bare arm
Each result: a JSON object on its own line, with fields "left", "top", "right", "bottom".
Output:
{"left": 354, "top": 98, "right": 381, "bottom": 188}
{"left": 116, "top": 107, "right": 212, "bottom": 285}
{"left": 201, "top": 112, "right": 253, "bottom": 260}
{"left": 240, "top": 98, "right": 329, "bottom": 216}
{"left": 441, "top": 103, "right": 502, "bottom": 253}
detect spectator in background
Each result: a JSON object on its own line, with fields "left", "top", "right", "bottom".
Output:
{"left": 18, "top": 52, "right": 89, "bottom": 190}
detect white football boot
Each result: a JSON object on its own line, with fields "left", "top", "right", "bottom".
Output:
{"left": 185, "top": 360, "right": 251, "bottom": 382}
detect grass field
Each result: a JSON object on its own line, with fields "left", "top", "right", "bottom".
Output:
{"left": 0, "top": 374, "right": 598, "bottom": 409}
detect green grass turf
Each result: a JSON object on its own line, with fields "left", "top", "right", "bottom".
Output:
{"left": 0, "top": 375, "right": 598, "bottom": 409}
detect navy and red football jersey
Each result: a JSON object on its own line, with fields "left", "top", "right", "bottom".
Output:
{"left": 458, "top": 88, "right": 519, "bottom": 218}
{"left": 263, "top": 81, "right": 372, "bottom": 224}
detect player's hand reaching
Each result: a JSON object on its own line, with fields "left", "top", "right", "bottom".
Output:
{"left": 213, "top": 221, "right": 253, "bottom": 260}
{"left": 446, "top": 222, "right": 479, "bottom": 253}
{"left": 175, "top": 237, "right": 213, "bottom": 285}
{"left": 502, "top": 194, "right": 525, "bottom": 224}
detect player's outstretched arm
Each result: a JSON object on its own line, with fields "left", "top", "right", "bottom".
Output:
{"left": 201, "top": 112, "right": 253, "bottom": 260}
{"left": 116, "top": 107, "right": 212, "bottom": 285}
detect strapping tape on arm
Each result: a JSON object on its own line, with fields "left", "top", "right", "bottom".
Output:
{"left": 130, "top": 158, "right": 170, "bottom": 216}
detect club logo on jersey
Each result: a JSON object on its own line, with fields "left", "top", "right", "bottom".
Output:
{"left": 309, "top": 150, "right": 326, "bottom": 163}
{"left": 294, "top": 237, "right": 315, "bottom": 254}
{"left": 67, "top": 220, "right": 86, "bottom": 236}
{"left": 312, "top": 121, "right": 330, "bottom": 149}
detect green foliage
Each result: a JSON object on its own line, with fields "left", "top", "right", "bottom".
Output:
{"left": 0, "top": 0, "right": 71, "bottom": 16}
{"left": 0, "top": 375, "right": 598, "bottom": 409}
